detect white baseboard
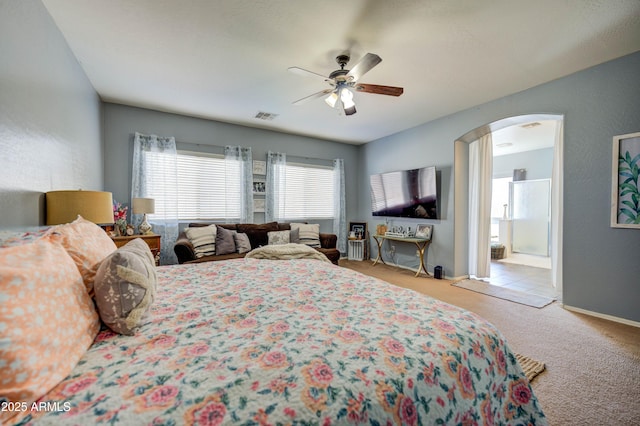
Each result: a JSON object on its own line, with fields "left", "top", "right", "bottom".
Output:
{"left": 562, "top": 304, "right": 640, "bottom": 328}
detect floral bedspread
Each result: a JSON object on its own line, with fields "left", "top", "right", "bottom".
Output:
{"left": 22, "top": 259, "right": 546, "bottom": 425}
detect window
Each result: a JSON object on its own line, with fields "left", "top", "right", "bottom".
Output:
{"left": 144, "top": 150, "right": 241, "bottom": 220}
{"left": 276, "top": 162, "right": 335, "bottom": 220}
{"left": 491, "top": 176, "right": 512, "bottom": 241}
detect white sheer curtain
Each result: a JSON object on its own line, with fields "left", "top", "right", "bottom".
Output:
{"left": 265, "top": 151, "right": 286, "bottom": 222}
{"left": 224, "top": 146, "right": 253, "bottom": 223}
{"left": 131, "top": 132, "right": 179, "bottom": 265}
{"left": 551, "top": 120, "right": 564, "bottom": 297}
{"left": 333, "top": 158, "right": 346, "bottom": 253}
{"left": 468, "top": 133, "right": 493, "bottom": 278}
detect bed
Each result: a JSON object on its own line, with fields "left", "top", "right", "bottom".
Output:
{"left": 1, "top": 223, "right": 546, "bottom": 425}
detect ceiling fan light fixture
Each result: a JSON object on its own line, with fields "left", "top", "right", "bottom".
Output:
{"left": 325, "top": 91, "right": 338, "bottom": 108}
{"left": 340, "top": 87, "right": 355, "bottom": 108}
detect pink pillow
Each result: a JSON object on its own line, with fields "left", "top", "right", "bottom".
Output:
{"left": 0, "top": 239, "right": 100, "bottom": 425}
{"left": 44, "top": 215, "right": 117, "bottom": 296}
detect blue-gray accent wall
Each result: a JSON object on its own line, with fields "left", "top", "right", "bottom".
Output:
{"left": 358, "top": 51, "right": 640, "bottom": 323}
{"left": 0, "top": 0, "right": 103, "bottom": 227}
{"left": 102, "top": 103, "right": 360, "bottom": 234}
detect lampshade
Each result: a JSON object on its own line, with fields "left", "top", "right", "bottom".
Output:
{"left": 132, "top": 198, "right": 155, "bottom": 214}
{"left": 46, "top": 190, "right": 114, "bottom": 225}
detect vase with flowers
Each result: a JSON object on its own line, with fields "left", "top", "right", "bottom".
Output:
{"left": 113, "top": 200, "right": 129, "bottom": 236}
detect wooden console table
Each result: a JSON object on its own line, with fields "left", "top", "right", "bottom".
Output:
{"left": 371, "top": 234, "right": 431, "bottom": 277}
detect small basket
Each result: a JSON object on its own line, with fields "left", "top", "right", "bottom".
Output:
{"left": 491, "top": 244, "right": 505, "bottom": 259}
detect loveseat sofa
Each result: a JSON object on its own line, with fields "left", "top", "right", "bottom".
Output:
{"left": 174, "top": 222, "right": 340, "bottom": 265}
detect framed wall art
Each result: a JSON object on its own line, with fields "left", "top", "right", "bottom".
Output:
{"left": 611, "top": 131, "right": 640, "bottom": 229}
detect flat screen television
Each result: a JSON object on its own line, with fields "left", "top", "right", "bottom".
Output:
{"left": 370, "top": 166, "right": 438, "bottom": 219}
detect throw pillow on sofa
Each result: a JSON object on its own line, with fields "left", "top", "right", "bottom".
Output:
{"left": 290, "top": 223, "right": 321, "bottom": 248}
{"left": 268, "top": 230, "right": 290, "bottom": 245}
{"left": 215, "top": 226, "right": 237, "bottom": 255}
{"left": 94, "top": 238, "right": 157, "bottom": 335}
{"left": 185, "top": 224, "right": 217, "bottom": 258}
{"left": 233, "top": 231, "right": 252, "bottom": 254}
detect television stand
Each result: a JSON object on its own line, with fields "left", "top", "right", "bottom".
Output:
{"left": 371, "top": 234, "right": 431, "bottom": 277}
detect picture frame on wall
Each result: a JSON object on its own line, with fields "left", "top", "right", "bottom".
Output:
{"left": 254, "top": 199, "right": 265, "bottom": 213}
{"left": 252, "top": 160, "right": 266, "bottom": 176}
{"left": 611, "top": 131, "right": 640, "bottom": 229}
{"left": 415, "top": 224, "right": 433, "bottom": 239}
{"left": 252, "top": 180, "right": 266, "bottom": 194}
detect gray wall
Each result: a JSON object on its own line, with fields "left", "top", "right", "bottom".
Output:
{"left": 359, "top": 51, "right": 640, "bottom": 323}
{"left": 493, "top": 148, "right": 553, "bottom": 180}
{"left": 0, "top": 0, "right": 103, "bottom": 228}
{"left": 103, "top": 103, "right": 360, "bottom": 234}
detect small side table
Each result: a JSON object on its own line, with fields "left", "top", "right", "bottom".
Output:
{"left": 111, "top": 234, "right": 161, "bottom": 266}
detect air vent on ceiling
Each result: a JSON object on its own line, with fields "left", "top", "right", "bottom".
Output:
{"left": 520, "top": 122, "right": 541, "bottom": 129}
{"left": 496, "top": 142, "right": 513, "bottom": 148}
{"left": 254, "top": 111, "right": 279, "bottom": 121}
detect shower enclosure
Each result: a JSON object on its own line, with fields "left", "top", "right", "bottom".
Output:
{"left": 510, "top": 179, "right": 551, "bottom": 256}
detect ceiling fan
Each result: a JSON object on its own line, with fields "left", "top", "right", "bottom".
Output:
{"left": 288, "top": 53, "right": 404, "bottom": 116}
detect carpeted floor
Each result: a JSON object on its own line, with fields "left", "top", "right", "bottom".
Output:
{"left": 340, "top": 260, "right": 640, "bottom": 426}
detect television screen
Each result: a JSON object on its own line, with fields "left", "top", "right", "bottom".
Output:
{"left": 370, "top": 166, "right": 438, "bottom": 219}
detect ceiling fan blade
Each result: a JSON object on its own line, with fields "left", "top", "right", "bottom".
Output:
{"left": 346, "top": 53, "right": 382, "bottom": 81}
{"left": 288, "top": 67, "right": 331, "bottom": 82}
{"left": 354, "top": 83, "right": 404, "bottom": 97}
{"left": 292, "top": 89, "right": 333, "bottom": 105}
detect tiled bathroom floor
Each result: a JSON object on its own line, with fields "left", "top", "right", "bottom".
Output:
{"left": 488, "top": 257, "right": 558, "bottom": 299}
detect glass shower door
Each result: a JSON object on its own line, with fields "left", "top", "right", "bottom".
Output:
{"left": 510, "top": 179, "right": 550, "bottom": 256}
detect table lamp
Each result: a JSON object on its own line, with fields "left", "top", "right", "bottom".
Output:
{"left": 132, "top": 197, "right": 155, "bottom": 235}
{"left": 46, "top": 190, "right": 114, "bottom": 225}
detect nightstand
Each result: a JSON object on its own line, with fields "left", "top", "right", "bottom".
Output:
{"left": 111, "top": 234, "right": 161, "bottom": 266}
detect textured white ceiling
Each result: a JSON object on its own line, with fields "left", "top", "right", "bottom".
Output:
{"left": 42, "top": 0, "right": 640, "bottom": 145}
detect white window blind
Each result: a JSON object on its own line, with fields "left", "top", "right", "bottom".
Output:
{"left": 145, "top": 150, "right": 240, "bottom": 220}
{"left": 278, "top": 162, "right": 335, "bottom": 220}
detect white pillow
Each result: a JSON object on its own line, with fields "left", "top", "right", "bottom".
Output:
{"left": 185, "top": 225, "right": 217, "bottom": 258}
{"left": 290, "top": 223, "right": 320, "bottom": 248}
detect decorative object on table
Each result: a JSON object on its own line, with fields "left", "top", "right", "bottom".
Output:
{"left": 132, "top": 197, "right": 155, "bottom": 235}
{"left": 348, "top": 222, "right": 367, "bottom": 240}
{"left": 375, "top": 223, "right": 388, "bottom": 236}
{"left": 112, "top": 200, "right": 129, "bottom": 236}
{"left": 611, "top": 131, "right": 640, "bottom": 228}
{"left": 125, "top": 224, "right": 135, "bottom": 236}
{"left": 415, "top": 224, "right": 433, "bottom": 239}
{"left": 384, "top": 225, "right": 414, "bottom": 238}
{"left": 46, "top": 190, "right": 114, "bottom": 226}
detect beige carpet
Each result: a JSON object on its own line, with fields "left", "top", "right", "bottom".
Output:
{"left": 452, "top": 278, "right": 555, "bottom": 308}
{"left": 340, "top": 260, "right": 640, "bottom": 426}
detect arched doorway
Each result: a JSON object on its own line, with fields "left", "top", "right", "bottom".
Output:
{"left": 453, "top": 114, "right": 563, "bottom": 299}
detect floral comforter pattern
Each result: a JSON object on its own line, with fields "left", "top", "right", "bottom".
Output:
{"left": 22, "top": 259, "right": 546, "bottom": 425}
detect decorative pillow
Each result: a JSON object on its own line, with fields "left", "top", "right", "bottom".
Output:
{"left": 268, "top": 230, "right": 290, "bottom": 245}
{"left": 94, "top": 238, "right": 157, "bottom": 335}
{"left": 291, "top": 223, "right": 321, "bottom": 248}
{"left": 0, "top": 240, "right": 100, "bottom": 425}
{"left": 233, "top": 232, "right": 252, "bottom": 254}
{"left": 237, "top": 222, "right": 279, "bottom": 248}
{"left": 185, "top": 224, "right": 217, "bottom": 258}
{"left": 215, "top": 226, "right": 237, "bottom": 255}
{"left": 43, "top": 215, "right": 117, "bottom": 296}
{"left": 290, "top": 227, "right": 300, "bottom": 244}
